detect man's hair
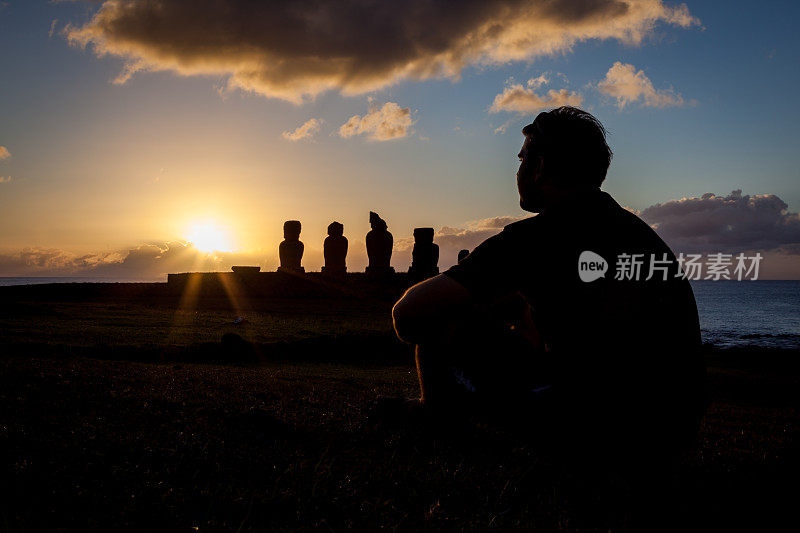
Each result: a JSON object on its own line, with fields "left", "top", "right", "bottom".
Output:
{"left": 522, "top": 106, "right": 612, "bottom": 188}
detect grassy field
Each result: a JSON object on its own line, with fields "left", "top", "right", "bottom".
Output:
{"left": 0, "top": 284, "right": 798, "bottom": 531}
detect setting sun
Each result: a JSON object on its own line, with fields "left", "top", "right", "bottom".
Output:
{"left": 186, "top": 221, "right": 235, "bottom": 253}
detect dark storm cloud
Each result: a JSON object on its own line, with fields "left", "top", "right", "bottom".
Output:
{"left": 641, "top": 189, "right": 800, "bottom": 253}
{"left": 66, "top": 0, "right": 697, "bottom": 102}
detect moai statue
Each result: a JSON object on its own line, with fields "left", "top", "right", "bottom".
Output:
{"left": 457, "top": 249, "right": 470, "bottom": 263}
{"left": 322, "top": 221, "right": 348, "bottom": 275}
{"left": 278, "top": 220, "right": 304, "bottom": 273}
{"left": 408, "top": 227, "right": 439, "bottom": 281}
{"left": 365, "top": 211, "right": 395, "bottom": 276}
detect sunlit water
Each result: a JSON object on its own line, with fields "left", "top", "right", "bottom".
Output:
{"left": 1, "top": 277, "right": 798, "bottom": 349}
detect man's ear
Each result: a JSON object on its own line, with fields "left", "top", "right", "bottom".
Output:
{"left": 533, "top": 156, "right": 546, "bottom": 183}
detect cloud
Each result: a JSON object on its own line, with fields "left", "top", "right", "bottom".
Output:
{"left": 527, "top": 75, "right": 550, "bottom": 89}
{"left": 490, "top": 77, "right": 583, "bottom": 114}
{"left": 0, "top": 146, "right": 10, "bottom": 160}
{"left": 597, "top": 61, "right": 684, "bottom": 108}
{"left": 338, "top": 102, "right": 414, "bottom": 141}
{"left": 0, "top": 242, "right": 274, "bottom": 279}
{"left": 641, "top": 189, "right": 800, "bottom": 254}
{"left": 0, "top": 247, "right": 120, "bottom": 275}
{"left": 282, "top": 118, "right": 322, "bottom": 142}
{"left": 65, "top": 0, "right": 698, "bottom": 103}
{"left": 776, "top": 243, "right": 800, "bottom": 256}
{"left": 493, "top": 122, "right": 511, "bottom": 135}
{"left": 0, "top": 176, "right": 11, "bottom": 184}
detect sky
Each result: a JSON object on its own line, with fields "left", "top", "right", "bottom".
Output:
{"left": 1, "top": 0, "right": 799, "bottom": 279}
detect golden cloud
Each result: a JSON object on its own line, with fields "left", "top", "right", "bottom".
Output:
{"left": 282, "top": 118, "right": 323, "bottom": 142}
{"left": 338, "top": 102, "right": 414, "bottom": 141}
{"left": 490, "top": 78, "right": 584, "bottom": 114}
{"left": 597, "top": 61, "right": 684, "bottom": 108}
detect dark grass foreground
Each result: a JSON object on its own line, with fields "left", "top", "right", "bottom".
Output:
{"left": 1, "top": 285, "right": 798, "bottom": 531}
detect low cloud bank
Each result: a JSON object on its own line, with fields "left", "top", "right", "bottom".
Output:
{"left": 3, "top": 190, "right": 798, "bottom": 279}
{"left": 640, "top": 189, "right": 800, "bottom": 254}
{"left": 0, "top": 243, "right": 274, "bottom": 280}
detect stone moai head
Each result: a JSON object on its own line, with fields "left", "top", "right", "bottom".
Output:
{"left": 327, "top": 221, "right": 344, "bottom": 237}
{"left": 413, "top": 227, "right": 435, "bottom": 244}
{"left": 283, "top": 220, "right": 301, "bottom": 241}
{"left": 458, "top": 249, "right": 470, "bottom": 263}
{"left": 369, "top": 211, "right": 387, "bottom": 231}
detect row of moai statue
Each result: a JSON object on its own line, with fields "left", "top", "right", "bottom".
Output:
{"left": 277, "top": 211, "right": 468, "bottom": 281}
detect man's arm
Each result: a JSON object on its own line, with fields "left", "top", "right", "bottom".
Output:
{"left": 394, "top": 228, "right": 519, "bottom": 345}
{"left": 392, "top": 274, "right": 472, "bottom": 345}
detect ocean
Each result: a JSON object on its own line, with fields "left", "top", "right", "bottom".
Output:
{"left": 1, "top": 277, "right": 798, "bottom": 349}
{"left": 690, "top": 280, "right": 800, "bottom": 349}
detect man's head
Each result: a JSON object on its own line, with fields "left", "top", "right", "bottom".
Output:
{"left": 517, "top": 106, "right": 612, "bottom": 213}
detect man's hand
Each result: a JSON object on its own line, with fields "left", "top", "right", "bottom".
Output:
{"left": 392, "top": 274, "right": 472, "bottom": 345}
{"left": 489, "top": 291, "right": 545, "bottom": 351}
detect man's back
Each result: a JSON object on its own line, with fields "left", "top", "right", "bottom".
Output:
{"left": 445, "top": 189, "right": 706, "bottom": 448}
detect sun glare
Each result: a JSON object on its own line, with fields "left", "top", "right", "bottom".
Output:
{"left": 186, "top": 221, "right": 234, "bottom": 253}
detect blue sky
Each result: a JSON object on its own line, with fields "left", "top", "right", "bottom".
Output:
{"left": 1, "top": 1, "right": 799, "bottom": 277}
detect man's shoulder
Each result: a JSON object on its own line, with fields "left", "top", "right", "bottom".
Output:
{"left": 500, "top": 214, "right": 549, "bottom": 236}
{"left": 610, "top": 199, "right": 675, "bottom": 252}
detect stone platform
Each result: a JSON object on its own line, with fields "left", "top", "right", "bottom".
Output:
{"left": 166, "top": 271, "right": 412, "bottom": 300}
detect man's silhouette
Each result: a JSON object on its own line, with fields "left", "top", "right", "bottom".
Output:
{"left": 392, "top": 107, "right": 705, "bottom": 457}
